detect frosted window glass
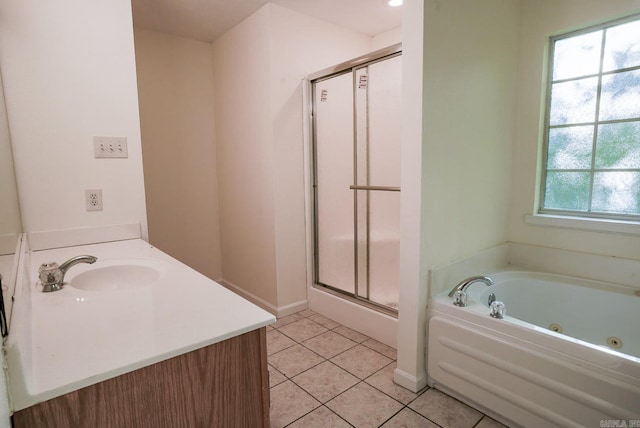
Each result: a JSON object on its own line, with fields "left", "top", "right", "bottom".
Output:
{"left": 547, "top": 126, "right": 593, "bottom": 169}
{"left": 595, "top": 122, "right": 640, "bottom": 169}
{"left": 592, "top": 172, "right": 640, "bottom": 214}
{"left": 553, "top": 31, "right": 602, "bottom": 80}
{"left": 544, "top": 172, "right": 590, "bottom": 211}
{"left": 549, "top": 77, "right": 598, "bottom": 125}
{"left": 599, "top": 69, "right": 640, "bottom": 120}
{"left": 542, "top": 16, "right": 640, "bottom": 219}
{"left": 603, "top": 20, "right": 640, "bottom": 71}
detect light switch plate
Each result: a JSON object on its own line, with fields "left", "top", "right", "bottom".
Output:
{"left": 93, "top": 136, "right": 128, "bottom": 158}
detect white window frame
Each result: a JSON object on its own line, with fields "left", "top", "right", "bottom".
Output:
{"left": 539, "top": 14, "right": 640, "bottom": 224}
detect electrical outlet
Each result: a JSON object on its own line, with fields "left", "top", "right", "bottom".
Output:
{"left": 85, "top": 189, "right": 103, "bottom": 211}
{"left": 93, "top": 136, "right": 128, "bottom": 158}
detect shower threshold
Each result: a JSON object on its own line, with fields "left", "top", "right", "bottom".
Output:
{"left": 312, "top": 282, "right": 399, "bottom": 318}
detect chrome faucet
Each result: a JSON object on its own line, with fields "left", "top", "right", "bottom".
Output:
{"left": 447, "top": 276, "right": 494, "bottom": 307}
{"left": 38, "top": 255, "right": 98, "bottom": 292}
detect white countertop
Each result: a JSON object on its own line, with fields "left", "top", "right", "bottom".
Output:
{"left": 8, "top": 238, "right": 275, "bottom": 410}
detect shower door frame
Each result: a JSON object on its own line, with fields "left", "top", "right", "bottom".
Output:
{"left": 309, "top": 43, "right": 402, "bottom": 317}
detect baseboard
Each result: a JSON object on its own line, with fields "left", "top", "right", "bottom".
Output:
{"left": 393, "top": 367, "right": 428, "bottom": 393}
{"left": 276, "top": 300, "right": 308, "bottom": 318}
{"left": 218, "top": 279, "right": 308, "bottom": 318}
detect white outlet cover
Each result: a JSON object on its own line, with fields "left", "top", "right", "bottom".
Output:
{"left": 85, "top": 189, "right": 103, "bottom": 211}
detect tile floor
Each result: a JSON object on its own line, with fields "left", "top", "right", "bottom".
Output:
{"left": 267, "top": 310, "right": 509, "bottom": 428}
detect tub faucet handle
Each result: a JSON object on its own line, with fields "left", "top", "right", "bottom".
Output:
{"left": 490, "top": 301, "right": 506, "bottom": 319}
{"left": 453, "top": 291, "right": 468, "bottom": 307}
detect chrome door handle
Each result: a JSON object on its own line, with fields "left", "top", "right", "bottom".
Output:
{"left": 349, "top": 185, "right": 401, "bottom": 192}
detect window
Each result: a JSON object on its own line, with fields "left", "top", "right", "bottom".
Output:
{"left": 541, "top": 16, "right": 640, "bottom": 220}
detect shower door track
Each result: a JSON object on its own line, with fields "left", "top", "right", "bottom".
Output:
{"left": 308, "top": 43, "right": 401, "bottom": 83}
{"left": 314, "top": 280, "right": 399, "bottom": 318}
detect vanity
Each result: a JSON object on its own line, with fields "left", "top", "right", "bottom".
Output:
{"left": 5, "top": 234, "right": 275, "bottom": 427}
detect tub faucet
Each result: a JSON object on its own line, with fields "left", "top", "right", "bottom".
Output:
{"left": 38, "top": 255, "right": 98, "bottom": 292}
{"left": 447, "top": 276, "right": 494, "bottom": 307}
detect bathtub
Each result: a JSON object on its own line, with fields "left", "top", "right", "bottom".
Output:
{"left": 428, "top": 270, "right": 640, "bottom": 427}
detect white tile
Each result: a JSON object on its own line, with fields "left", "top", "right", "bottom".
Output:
{"left": 381, "top": 407, "right": 439, "bottom": 427}
{"left": 366, "top": 364, "right": 418, "bottom": 404}
{"left": 334, "top": 325, "right": 370, "bottom": 343}
{"left": 288, "top": 406, "right": 351, "bottom": 428}
{"left": 292, "top": 361, "right": 359, "bottom": 403}
{"left": 278, "top": 318, "right": 329, "bottom": 342}
{"left": 409, "top": 388, "right": 483, "bottom": 428}
{"left": 326, "top": 382, "right": 403, "bottom": 427}
{"left": 331, "top": 344, "right": 393, "bottom": 379}
{"left": 270, "top": 381, "right": 321, "bottom": 428}
{"left": 266, "top": 329, "right": 296, "bottom": 355}
{"left": 302, "top": 331, "right": 358, "bottom": 359}
{"left": 268, "top": 344, "right": 324, "bottom": 378}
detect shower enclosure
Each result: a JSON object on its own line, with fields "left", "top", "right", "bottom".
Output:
{"left": 309, "top": 44, "right": 402, "bottom": 314}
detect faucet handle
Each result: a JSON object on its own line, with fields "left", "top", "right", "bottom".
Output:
{"left": 452, "top": 290, "right": 468, "bottom": 307}
{"left": 38, "top": 262, "right": 63, "bottom": 285}
{"left": 490, "top": 301, "right": 506, "bottom": 319}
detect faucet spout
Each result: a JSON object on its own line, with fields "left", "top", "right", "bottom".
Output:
{"left": 39, "top": 255, "right": 98, "bottom": 292}
{"left": 447, "top": 275, "right": 494, "bottom": 298}
{"left": 58, "top": 255, "right": 98, "bottom": 275}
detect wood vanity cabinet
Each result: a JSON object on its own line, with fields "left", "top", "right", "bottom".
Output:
{"left": 12, "top": 327, "right": 270, "bottom": 428}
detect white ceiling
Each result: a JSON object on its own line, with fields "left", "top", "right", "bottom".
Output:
{"left": 131, "top": 0, "right": 403, "bottom": 42}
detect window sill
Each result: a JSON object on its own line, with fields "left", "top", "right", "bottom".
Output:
{"left": 525, "top": 214, "right": 640, "bottom": 236}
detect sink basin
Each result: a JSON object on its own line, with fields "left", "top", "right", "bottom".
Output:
{"left": 67, "top": 260, "right": 166, "bottom": 292}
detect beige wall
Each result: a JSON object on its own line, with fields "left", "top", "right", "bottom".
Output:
{"left": 0, "top": 0, "right": 147, "bottom": 238}
{"left": 421, "top": 0, "right": 518, "bottom": 268}
{"left": 508, "top": 0, "right": 640, "bottom": 260}
{"left": 135, "top": 29, "right": 222, "bottom": 281}
{"left": 0, "top": 71, "right": 21, "bottom": 238}
{"left": 212, "top": 3, "right": 375, "bottom": 311}
{"left": 396, "top": 0, "right": 520, "bottom": 390}
{"left": 372, "top": 27, "right": 402, "bottom": 50}
{"left": 268, "top": 4, "right": 374, "bottom": 308}
{"left": 212, "top": 6, "right": 278, "bottom": 305}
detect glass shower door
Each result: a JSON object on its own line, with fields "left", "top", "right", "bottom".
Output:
{"left": 353, "top": 56, "right": 402, "bottom": 309}
{"left": 312, "top": 49, "right": 402, "bottom": 312}
{"left": 314, "top": 72, "right": 355, "bottom": 295}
